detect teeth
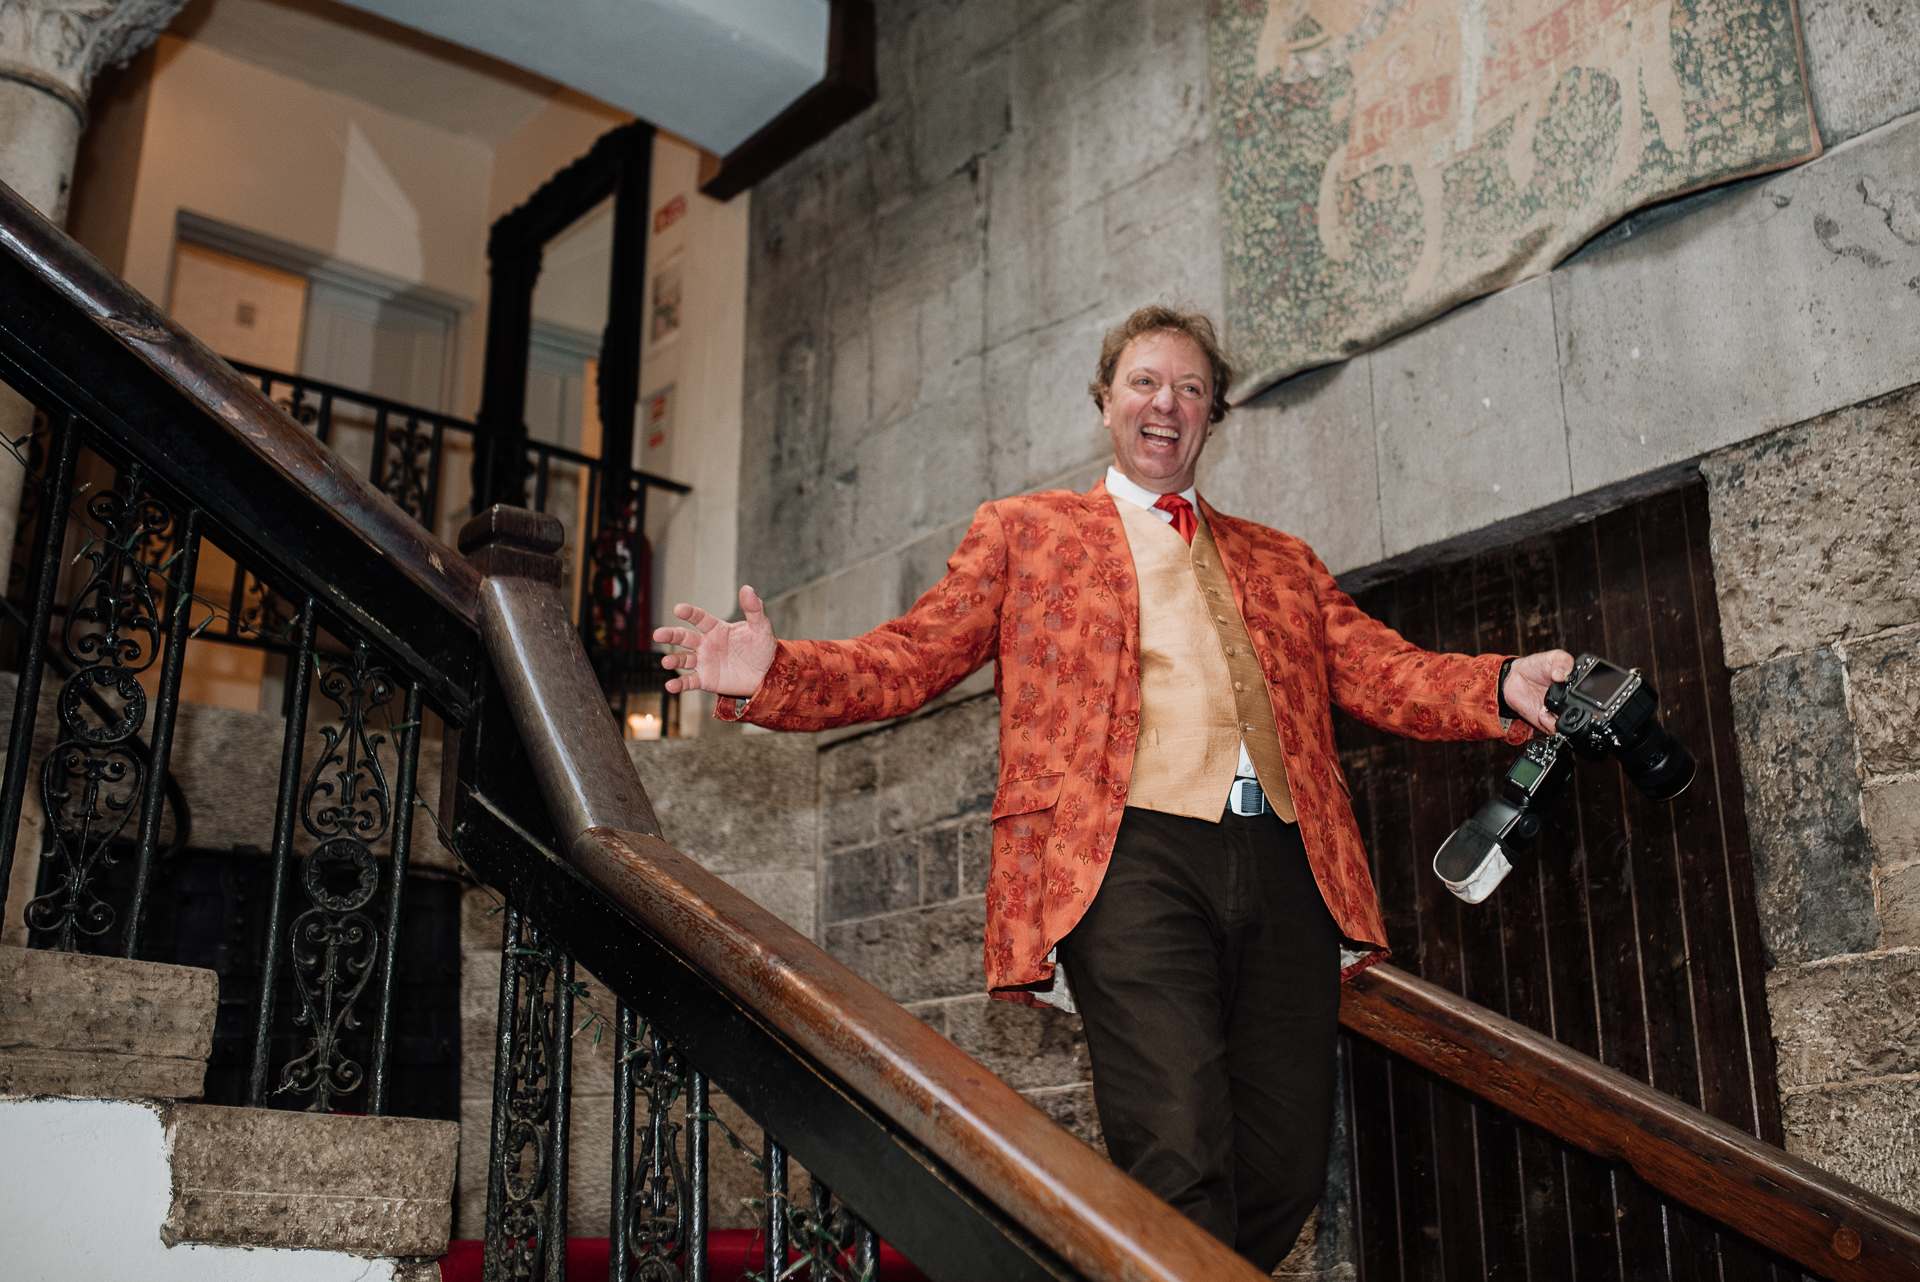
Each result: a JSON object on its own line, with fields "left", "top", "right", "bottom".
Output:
{"left": 1143, "top": 427, "right": 1179, "bottom": 440}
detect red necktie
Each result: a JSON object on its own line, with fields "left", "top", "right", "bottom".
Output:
{"left": 1153, "top": 493, "right": 1197, "bottom": 544}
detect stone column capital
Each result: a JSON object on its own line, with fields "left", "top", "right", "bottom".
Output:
{"left": 0, "top": 0, "right": 188, "bottom": 121}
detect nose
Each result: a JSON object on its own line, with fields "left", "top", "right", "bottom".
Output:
{"left": 1150, "top": 381, "right": 1177, "bottom": 411}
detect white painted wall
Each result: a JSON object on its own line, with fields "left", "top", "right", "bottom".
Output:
{"left": 0, "top": 1097, "right": 398, "bottom": 1282}
{"left": 639, "top": 136, "right": 749, "bottom": 734}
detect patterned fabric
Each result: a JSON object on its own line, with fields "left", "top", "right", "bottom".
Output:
{"left": 717, "top": 480, "right": 1530, "bottom": 1002}
{"left": 1152, "top": 493, "right": 1197, "bottom": 544}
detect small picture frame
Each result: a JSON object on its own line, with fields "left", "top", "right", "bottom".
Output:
{"left": 648, "top": 252, "right": 684, "bottom": 350}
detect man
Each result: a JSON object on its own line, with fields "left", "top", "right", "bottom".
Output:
{"left": 654, "top": 305, "right": 1569, "bottom": 1269}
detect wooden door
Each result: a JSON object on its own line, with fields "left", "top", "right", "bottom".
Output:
{"left": 1336, "top": 482, "right": 1792, "bottom": 1281}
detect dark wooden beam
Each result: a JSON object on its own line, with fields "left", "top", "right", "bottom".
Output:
{"left": 699, "top": 0, "right": 875, "bottom": 202}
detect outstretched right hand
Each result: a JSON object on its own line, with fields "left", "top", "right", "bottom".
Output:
{"left": 651, "top": 585, "right": 778, "bottom": 698}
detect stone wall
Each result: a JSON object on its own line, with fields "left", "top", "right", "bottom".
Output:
{"left": 1702, "top": 382, "right": 1920, "bottom": 1210}
{"left": 709, "top": 0, "right": 1920, "bottom": 1272}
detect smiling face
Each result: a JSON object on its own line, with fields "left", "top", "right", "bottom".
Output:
{"left": 1101, "top": 330, "right": 1216, "bottom": 494}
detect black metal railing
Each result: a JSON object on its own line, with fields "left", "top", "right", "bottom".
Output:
{"left": 227, "top": 362, "right": 691, "bottom": 679}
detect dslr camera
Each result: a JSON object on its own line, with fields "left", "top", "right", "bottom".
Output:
{"left": 1432, "top": 653, "right": 1697, "bottom": 903}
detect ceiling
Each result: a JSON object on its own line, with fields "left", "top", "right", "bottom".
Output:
{"left": 168, "top": 0, "right": 830, "bottom": 154}
{"left": 338, "top": 0, "right": 830, "bottom": 155}
{"left": 170, "top": 0, "right": 570, "bottom": 145}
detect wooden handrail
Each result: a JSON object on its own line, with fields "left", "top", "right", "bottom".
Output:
{"left": 1341, "top": 963, "right": 1920, "bottom": 1281}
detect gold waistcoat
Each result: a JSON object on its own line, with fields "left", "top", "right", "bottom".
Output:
{"left": 1118, "top": 500, "right": 1297, "bottom": 823}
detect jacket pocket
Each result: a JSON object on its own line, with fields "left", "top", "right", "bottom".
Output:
{"left": 991, "top": 772, "right": 1063, "bottom": 820}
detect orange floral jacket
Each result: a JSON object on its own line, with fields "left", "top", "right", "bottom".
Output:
{"left": 718, "top": 481, "right": 1530, "bottom": 1002}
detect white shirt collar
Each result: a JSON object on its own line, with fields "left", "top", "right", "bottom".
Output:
{"left": 1105, "top": 465, "right": 1197, "bottom": 516}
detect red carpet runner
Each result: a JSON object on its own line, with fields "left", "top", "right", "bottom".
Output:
{"left": 436, "top": 1232, "right": 932, "bottom": 1281}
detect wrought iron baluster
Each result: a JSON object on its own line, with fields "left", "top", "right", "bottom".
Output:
{"left": 380, "top": 413, "right": 433, "bottom": 524}
{"left": 121, "top": 506, "right": 202, "bottom": 959}
{"left": 370, "top": 405, "right": 392, "bottom": 497}
{"left": 0, "top": 412, "right": 77, "bottom": 927}
{"left": 764, "top": 1136, "right": 788, "bottom": 1282}
{"left": 425, "top": 420, "right": 447, "bottom": 533}
{"left": 484, "top": 909, "right": 574, "bottom": 1282}
{"left": 790, "top": 1179, "right": 877, "bottom": 1282}
{"left": 687, "top": 1069, "right": 708, "bottom": 1282}
{"left": 273, "top": 639, "right": 399, "bottom": 1112}
{"left": 27, "top": 460, "right": 177, "bottom": 952}
{"left": 249, "top": 597, "right": 318, "bottom": 1106}
{"left": 613, "top": 1002, "right": 692, "bottom": 1282}
{"left": 612, "top": 1005, "right": 636, "bottom": 1282}
{"left": 368, "top": 680, "right": 425, "bottom": 1115}
{"left": 546, "top": 949, "right": 574, "bottom": 1282}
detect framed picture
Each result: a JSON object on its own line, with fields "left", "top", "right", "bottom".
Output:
{"left": 648, "top": 252, "right": 684, "bottom": 351}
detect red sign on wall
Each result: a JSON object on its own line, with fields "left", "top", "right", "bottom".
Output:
{"left": 653, "top": 194, "right": 688, "bottom": 236}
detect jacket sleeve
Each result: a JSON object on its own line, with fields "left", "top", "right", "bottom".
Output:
{"left": 715, "top": 503, "right": 1009, "bottom": 732}
{"left": 1305, "top": 546, "right": 1530, "bottom": 746}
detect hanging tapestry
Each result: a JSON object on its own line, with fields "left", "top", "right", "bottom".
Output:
{"left": 1209, "top": 0, "right": 1820, "bottom": 396}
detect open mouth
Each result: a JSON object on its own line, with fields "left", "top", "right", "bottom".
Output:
{"left": 1141, "top": 425, "right": 1180, "bottom": 443}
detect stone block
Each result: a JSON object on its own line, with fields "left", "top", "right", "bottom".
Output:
{"left": 1013, "top": 313, "right": 1119, "bottom": 489}
{"left": 1060, "top": 12, "right": 1210, "bottom": 216}
{"left": 718, "top": 868, "right": 818, "bottom": 940}
{"left": 1767, "top": 952, "right": 1920, "bottom": 1089}
{"left": 1729, "top": 650, "right": 1877, "bottom": 965}
{"left": 1846, "top": 629, "right": 1920, "bottom": 776}
{"left": 958, "top": 816, "right": 993, "bottom": 896}
{"left": 820, "top": 737, "right": 880, "bottom": 850}
{"left": 824, "top": 898, "right": 988, "bottom": 1004}
{"left": 163, "top": 1104, "right": 459, "bottom": 1255}
{"left": 941, "top": 995, "right": 1090, "bottom": 1092}
{"left": 1877, "top": 860, "right": 1920, "bottom": 949}
{"left": 1866, "top": 776, "right": 1920, "bottom": 866}
{"left": 1099, "top": 142, "right": 1226, "bottom": 323}
{"left": 871, "top": 693, "right": 999, "bottom": 836}
{"left": 1372, "top": 276, "right": 1572, "bottom": 559}
{"left": 459, "top": 949, "right": 501, "bottom": 1102}
{"left": 1801, "top": 0, "right": 1920, "bottom": 146}
{"left": 1207, "top": 357, "right": 1383, "bottom": 577}
{"left": 826, "top": 837, "right": 920, "bottom": 922}
{"left": 0, "top": 947, "right": 216, "bottom": 1100}
{"left": 1022, "top": 1083, "right": 1104, "bottom": 1153}
{"left": 913, "top": 50, "right": 1011, "bottom": 186}
{"left": 1702, "top": 386, "right": 1920, "bottom": 667}
{"left": 1559, "top": 112, "right": 1920, "bottom": 497}
{"left": 870, "top": 167, "right": 986, "bottom": 323}
{"left": 1784, "top": 1079, "right": 1920, "bottom": 1213}
{"left": 846, "top": 393, "right": 995, "bottom": 566}
{"left": 631, "top": 732, "right": 818, "bottom": 877}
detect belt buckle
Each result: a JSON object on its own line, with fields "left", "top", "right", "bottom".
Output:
{"left": 1230, "top": 778, "right": 1267, "bottom": 817}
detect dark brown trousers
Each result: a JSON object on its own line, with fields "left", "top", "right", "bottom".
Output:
{"left": 1057, "top": 806, "right": 1342, "bottom": 1271}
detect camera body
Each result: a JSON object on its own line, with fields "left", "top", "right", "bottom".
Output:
{"left": 1432, "top": 653, "right": 1697, "bottom": 904}
{"left": 1544, "top": 655, "right": 1696, "bottom": 800}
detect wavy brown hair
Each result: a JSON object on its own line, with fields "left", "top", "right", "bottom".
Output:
{"left": 1088, "top": 305, "right": 1234, "bottom": 425}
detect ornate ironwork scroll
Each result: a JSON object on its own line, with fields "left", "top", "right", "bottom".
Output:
{"left": 614, "top": 1005, "right": 698, "bottom": 1282}
{"left": 27, "top": 465, "right": 175, "bottom": 951}
{"left": 378, "top": 412, "right": 436, "bottom": 525}
{"left": 585, "top": 478, "right": 646, "bottom": 660}
{"left": 485, "top": 909, "right": 574, "bottom": 1282}
{"left": 274, "top": 639, "right": 395, "bottom": 1111}
{"left": 786, "top": 1176, "right": 881, "bottom": 1282}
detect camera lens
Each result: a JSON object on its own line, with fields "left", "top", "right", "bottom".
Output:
{"left": 1612, "top": 717, "right": 1697, "bottom": 801}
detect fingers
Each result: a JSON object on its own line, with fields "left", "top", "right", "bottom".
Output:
{"left": 739, "top": 584, "right": 765, "bottom": 621}
{"left": 671, "top": 602, "right": 721, "bottom": 633}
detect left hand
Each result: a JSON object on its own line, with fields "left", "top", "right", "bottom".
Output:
{"left": 1504, "top": 650, "right": 1576, "bottom": 735}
